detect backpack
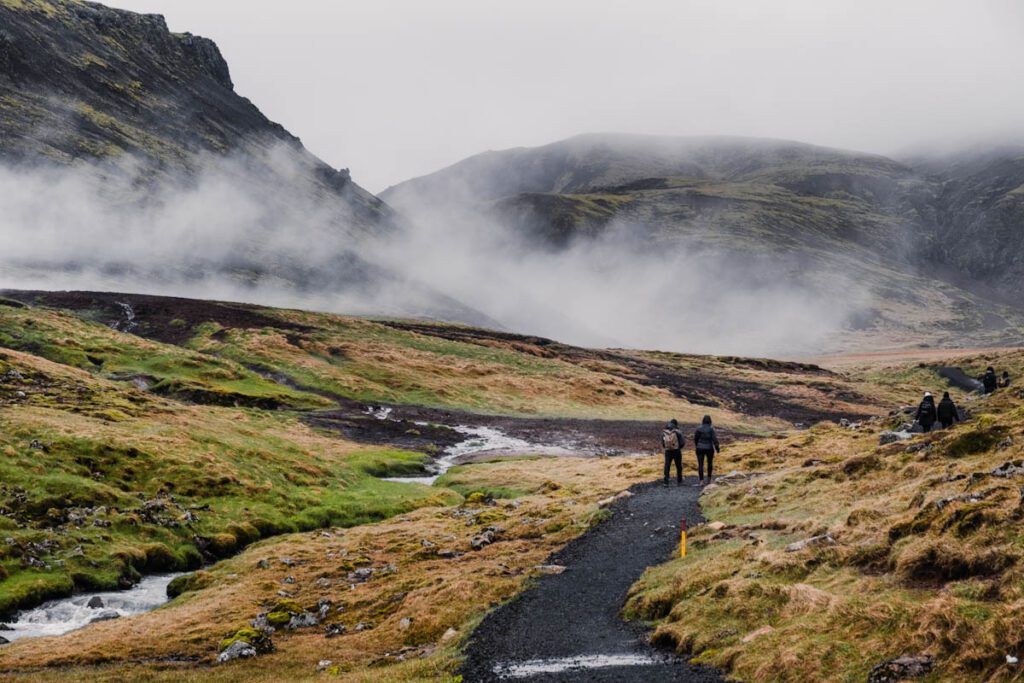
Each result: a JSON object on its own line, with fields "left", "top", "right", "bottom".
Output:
{"left": 662, "top": 429, "right": 680, "bottom": 450}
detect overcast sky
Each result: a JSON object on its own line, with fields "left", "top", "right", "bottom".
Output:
{"left": 109, "top": 0, "right": 1024, "bottom": 192}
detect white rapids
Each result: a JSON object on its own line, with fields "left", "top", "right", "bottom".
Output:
{"left": 2, "top": 573, "right": 183, "bottom": 642}
{"left": 386, "top": 424, "right": 567, "bottom": 485}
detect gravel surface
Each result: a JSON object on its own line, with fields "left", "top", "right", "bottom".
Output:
{"left": 460, "top": 480, "right": 723, "bottom": 682}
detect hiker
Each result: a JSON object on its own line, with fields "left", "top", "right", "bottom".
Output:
{"left": 1001, "top": 371, "right": 1011, "bottom": 388}
{"left": 937, "top": 391, "right": 959, "bottom": 429}
{"left": 661, "top": 419, "right": 686, "bottom": 487}
{"left": 915, "top": 392, "right": 937, "bottom": 433}
{"left": 693, "top": 415, "right": 721, "bottom": 486}
{"left": 982, "top": 367, "right": 999, "bottom": 394}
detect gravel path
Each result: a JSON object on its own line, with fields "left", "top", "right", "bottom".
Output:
{"left": 459, "top": 479, "right": 723, "bottom": 682}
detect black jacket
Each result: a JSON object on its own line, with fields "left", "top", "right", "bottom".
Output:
{"left": 937, "top": 397, "right": 959, "bottom": 424}
{"left": 983, "top": 370, "right": 998, "bottom": 393}
{"left": 694, "top": 423, "right": 720, "bottom": 453}
{"left": 915, "top": 398, "right": 937, "bottom": 426}
{"left": 662, "top": 428, "right": 686, "bottom": 451}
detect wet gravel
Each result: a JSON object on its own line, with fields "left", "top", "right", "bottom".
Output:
{"left": 459, "top": 480, "right": 724, "bottom": 682}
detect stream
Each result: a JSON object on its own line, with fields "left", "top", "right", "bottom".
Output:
{"left": 2, "top": 573, "right": 183, "bottom": 642}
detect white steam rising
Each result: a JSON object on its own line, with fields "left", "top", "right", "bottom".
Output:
{"left": 0, "top": 151, "right": 863, "bottom": 355}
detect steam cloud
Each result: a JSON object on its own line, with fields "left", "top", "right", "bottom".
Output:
{"left": 0, "top": 150, "right": 864, "bottom": 356}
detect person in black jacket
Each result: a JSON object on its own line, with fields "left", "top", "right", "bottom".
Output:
{"left": 937, "top": 391, "right": 959, "bottom": 429}
{"left": 915, "top": 392, "right": 937, "bottom": 432}
{"left": 693, "top": 415, "right": 721, "bottom": 486}
{"left": 1001, "top": 371, "right": 1011, "bottom": 388}
{"left": 661, "top": 419, "right": 686, "bottom": 487}
{"left": 982, "top": 367, "right": 998, "bottom": 394}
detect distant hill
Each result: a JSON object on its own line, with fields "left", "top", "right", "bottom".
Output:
{"left": 383, "top": 133, "right": 1024, "bottom": 351}
{"left": 0, "top": 0, "right": 490, "bottom": 326}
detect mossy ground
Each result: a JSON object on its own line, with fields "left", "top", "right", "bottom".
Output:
{"left": 625, "top": 349, "right": 1024, "bottom": 682}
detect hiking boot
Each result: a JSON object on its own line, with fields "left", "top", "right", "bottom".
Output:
{"left": 695, "top": 478, "right": 703, "bottom": 487}
{"left": 662, "top": 480, "right": 670, "bottom": 487}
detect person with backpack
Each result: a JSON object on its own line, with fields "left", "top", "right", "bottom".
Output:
{"left": 1001, "top": 371, "right": 1011, "bottom": 388}
{"left": 693, "top": 415, "right": 720, "bottom": 486}
{"left": 937, "top": 391, "right": 960, "bottom": 429}
{"left": 982, "top": 367, "right": 999, "bottom": 394}
{"left": 915, "top": 392, "right": 938, "bottom": 432}
{"left": 661, "top": 419, "right": 686, "bottom": 487}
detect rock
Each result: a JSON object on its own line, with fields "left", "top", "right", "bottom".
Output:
{"left": 317, "top": 659, "right": 334, "bottom": 673}
{"left": 471, "top": 529, "right": 496, "bottom": 550}
{"left": 256, "top": 559, "right": 271, "bottom": 570}
{"left": 991, "top": 461, "right": 1024, "bottom": 478}
{"left": 441, "top": 627, "right": 458, "bottom": 643}
{"left": 534, "top": 564, "right": 567, "bottom": 575}
{"left": 217, "top": 640, "right": 257, "bottom": 663}
{"left": 905, "top": 443, "right": 932, "bottom": 454}
{"left": 706, "top": 521, "right": 729, "bottom": 531}
{"left": 998, "top": 437, "right": 1015, "bottom": 450}
{"left": 398, "top": 617, "right": 413, "bottom": 631}
{"left": 740, "top": 625, "right": 774, "bottom": 643}
{"left": 839, "top": 418, "right": 850, "bottom": 427}
{"left": 714, "top": 471, "right": 757, "bottom": 485}
{"left": 287, "top": 612, "right": 320, "bottom": 630}
{"left": 802, "top": 459, "right": 825, "bottom": 467}
{"left": 89, "top": 610, "right": 120, "bottom": 623}
{"left": 355, "top": 622, "right": 373, "bottom": 632}
{"left": 867, "top": 654, "right": 934, "bottom": 682}
{"left": 1008, "top": 654, "right": 1019, "bottom": 665}
{"left": 879, "top": 431, "right": 913, "bottom": 445}
{"left": 282, "top": 576, "right": 296, "bottom": 584}
{"left": 437, "top": 549, "right": 457, "bottom": 558}
{"left": 785, "top": 533, "right": 836, "bottom": 553}
{"left": 87, "top": 596, "right": 104, "bottom": 609}
{"left": 0, "top": 635, "right": 8, "bottom": 645}
{"left": 352, "top": 567, "right": 374, "bottom": 582}
{"left": 324, "top": 623, "right": 346, "bottom": 638}
{"left": 420, "top": 539, "right": 435, "bottom": 548}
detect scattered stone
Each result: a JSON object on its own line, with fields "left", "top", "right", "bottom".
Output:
{"left": 802, "top": 459, "right": 825, "bottom": 467}
{"left": 89, "top": 610, "right": 120, "bottom": 623}
{"left": 879, "top": 431, "right": 913, "bottom": 446}
{"left": 217, "top": 640, "right": 257, "bottom": 663}
{"left": 420, "top": 539, "right": 435, "bottom": 549}
{"left": 277, "top": 590, "right": 293, "bottom": 598}
{"left": 785, "top": 533, "right": 836, "bottom": 553}
{"left": 29, "top": 439, "right": 46, "bottom": 450}
{"left": 0, "top": 636, "right": 8, "bottom": 645}
{"left": 317, "top": 660, "right": 335, "bottom": 673}
{"left": 1008, "top": 654, "right": 1019, "bottom": 665}
{"left": 706, "top": 521, "right": 729, "bottom": 532}
{"left": 287, "top": 612, "right": 320, "bottom": 630}
{"left": 87, "top": 596, "right": 104, "bottom": 609}
{"left": 740, "top": 625, "right": 774, "bottom": 643}
{"left": 437, "top": 549, "right": 458, "bottom": 559}
{"left": 280, "top": 557, "right": 296, "bottom": 567}
{"left": 867, "top": 654, "right": 934, "bottom": 682}
{"left": 998, "top": 437, "right": 1015, "bottom": 450}
{"left": 355, "top": 622, "right": 373, "bottom": 632}
{"left": 398, "top": 617, "right": 413, "bottom": 631}
{"left": 282, "top": 576, "right": 296, "bottom": 584}
{"left": 991, "top": 461, "right": 1024, "bottom": 478}
{"left": 714, "top": 471, "right": 757, "bottom": 485}
{"left": 905, "top": 443, "right": 933, "bottom": 454}
{"left": 351, "top": 567, "right": 374, "bottom": 582}
{"left": 471, "top": 529, "right": 497, "bottom": 550}
{"left": 533, "top": 564, "right": 567, "bottom": 575}
{"left": 839, "top": 418, "right": 850, "bottom": 427}
{"left": 256, "top": 558, "right": 271, "bottom": 570}
{"left": 324, "top": 623, "right": 347, "bottom": 638}
{"left": 441, "top": 627, "right": 458, "bottom": 643}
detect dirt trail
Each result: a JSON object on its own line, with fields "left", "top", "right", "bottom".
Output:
{"left": 459, "top": 480, "right": 722, "bottom": 682}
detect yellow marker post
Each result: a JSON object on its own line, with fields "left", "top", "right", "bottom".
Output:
{"left": 680, "top": 516, "right": 687, "bottom": 558}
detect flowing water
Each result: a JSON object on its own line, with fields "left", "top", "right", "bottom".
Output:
{"left": 2, "top": 573, "right": 183, "bottom": 642}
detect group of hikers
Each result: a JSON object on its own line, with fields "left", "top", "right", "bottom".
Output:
{"left": 913, "top": 366, "right": 1011, "bottom": 433}
{"left": 660, "top": 415, "right": 720, "bottom": 487}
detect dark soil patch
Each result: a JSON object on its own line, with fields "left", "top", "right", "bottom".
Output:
{"left": 379, "top": 320, "right": 876, "bottom": 425}
{"left": 0, "top": 290, "right": 311, "bottom": 345}
{"left": 459, "top": 480, "right": 723, "bottom": 682}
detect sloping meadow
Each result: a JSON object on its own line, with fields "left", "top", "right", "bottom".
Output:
{"left": 626, "top": 351, "right": 1024, "bottom": 681}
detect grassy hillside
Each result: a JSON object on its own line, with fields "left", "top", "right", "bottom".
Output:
{"left": 626, "top": 350, "right": 1024, "bottom": 682}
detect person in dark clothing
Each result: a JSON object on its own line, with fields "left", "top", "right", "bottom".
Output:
{"left": 1001, "top": 371, "right": 1011, "bottom": 388}
{"left": 982, "top": 367, "right": 998, "bottom": 394}
{"left": 937, "top": 391, "right": 959, "bottom": 429}
{"left": 693, "top": 415, "right": 721, "bottom": 486}
{"left": 661, "top": 419, "right": 686, "bottom": 487}
{"left": 915, "top": 392, "right": 937, "bottom": 432}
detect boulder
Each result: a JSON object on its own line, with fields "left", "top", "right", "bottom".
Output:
{"left": 879, "top": 431, "right": 913, "bottom": 445}
{"left": 217, "top": 640, "right": 257, "bottom": 663}
{"left": 785, "top": 533, "right": 836, "bottom": 553}
{"left": 0, "top": 635, "right": 8, "bottom": 645}
{"left": 87, "top": 596, "right": 104, "bottom": 609}
{"left": 324, "top": 623, "right": 346, "bottom": 638}
{"left": 89, "top": 610, "right": 120, "bottom": 623}
{"left": 287, "top": 612, "right": 320, "bottom": 630}
{"left": 867, "top": 654, "right": 934, "bottom": 682}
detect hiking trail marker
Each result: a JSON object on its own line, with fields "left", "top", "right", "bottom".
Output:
{"left": 680, "top": 517, "right": 687, "bottom": 558}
